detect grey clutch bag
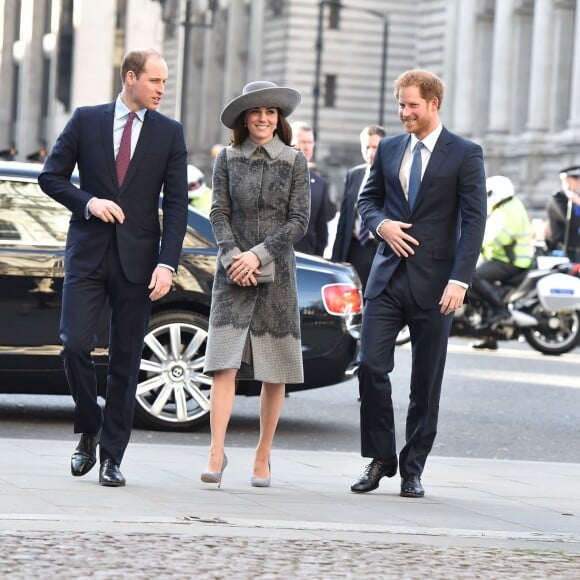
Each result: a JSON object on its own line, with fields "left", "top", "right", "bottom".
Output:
{"left": 255, "top": 261, "right": 275, "bottom": 283}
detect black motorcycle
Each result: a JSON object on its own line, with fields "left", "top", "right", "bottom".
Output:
{"left": 396, "top": 260, "right": 580, "bottom": 355}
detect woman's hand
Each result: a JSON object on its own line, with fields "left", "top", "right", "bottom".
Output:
{"left": 229, "top": 252, "right": 262, "bottom": 286}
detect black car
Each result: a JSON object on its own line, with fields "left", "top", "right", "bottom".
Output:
{"left": 0, "top": 161, "right": 362, "bottom": 430}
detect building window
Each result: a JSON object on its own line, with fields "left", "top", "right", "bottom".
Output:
{"left": 268, "top": 0, "right": 284, "bottom": 18}
{"left": 324, "top": 74, "right": 336, "bottom": 108}
{"left": 56, "top": 0, "right": 74, "bottom": 111}
{"left": 329, "top": 1, "right": 341, "bottom": 30}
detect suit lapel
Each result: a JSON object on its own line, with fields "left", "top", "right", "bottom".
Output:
{"left": 419, "top": 128, "right": 452, "bottom": 195}
{"left": 120, "top": 109, "right": 156, "bottom": 191}
{"left": 412, "top": 128, "right": 452, "bottom": 209}
{"left": 100, "top": 104, "right": 117, "bottom": 189}
{"left": 392, "top": 135, "right": 409, "bottom": 199}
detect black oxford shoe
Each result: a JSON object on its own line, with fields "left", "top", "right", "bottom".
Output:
{"left": 400, "top": 475, "right": 425, "bottom": 498}
{"left": 99, "top": 459, "right": 126, "bottom": 487}
{"left": 71, "top": 433, "right": 99, "bottom": 477}
{"left": 471, "top": 337, "right": 498, "bottom": 350}
{"left": 350, "top": 458, "right": 398, "bottom": 493}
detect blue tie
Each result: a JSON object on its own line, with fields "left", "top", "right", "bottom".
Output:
{"left": 408, "top": 141, "right": 423, "bottom": 209}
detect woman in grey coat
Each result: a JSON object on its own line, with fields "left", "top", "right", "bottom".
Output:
{"left": 201, "top": 81, "right": 310, "bottom": 487}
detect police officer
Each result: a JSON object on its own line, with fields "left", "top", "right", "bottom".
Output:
{"left": 471, "top": 175, "right": 534, "bottom": 350}
{"left": 187, "top": 164, "right": 212, "bottom": 214}
{"left": 546, "top": 166, "right": 580, "bottom": 263}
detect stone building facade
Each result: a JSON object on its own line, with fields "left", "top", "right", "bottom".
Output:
{"left": 1, "top": 0, "right": 579, "bottom": 209}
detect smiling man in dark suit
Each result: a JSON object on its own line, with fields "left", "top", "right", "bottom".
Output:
{"left": 39, "top": 49, "right": 188, "bottom": 486}
{"left": 351, "top": 69, "right": 486, "bottom": 498}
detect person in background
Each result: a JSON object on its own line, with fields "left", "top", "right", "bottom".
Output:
{"left": 0, "top": 145, "right": 17, "bottom": 161}
{"left": 351, "top": 69, "right": 486, "bottom": 499}
{"left": 332, "top": 125, "right": 386, "bottom": 291}
{"left": 201, "top": 81, "right": 309, "bottom": 488}
{"left": 291, "top": 121, "right": 330, "bottom": 256}
{"left": 545, "top": 166, "right": 580, "bottom": 263}
{"left": 187, "top": 164, "right": 212, "bottom": 214}
{"left": 27, "top": 144, "right": 48, "bottom": 163}
{"left": 38, "top": 48, "right": 188, "bottom": 487}
{"left": 470, "top": 175, "right": 534, "bottom": 350}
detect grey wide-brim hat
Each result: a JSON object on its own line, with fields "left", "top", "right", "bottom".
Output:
{"left": 220, "top": 81, "right": 302, "bottom": 129}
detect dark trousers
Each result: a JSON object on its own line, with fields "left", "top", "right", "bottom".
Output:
{"left": 60, "top": 238, "right": 151, "bottom": 465}
{"left": 358, "top": 262, "right": 453, "bottom": 477}
{"left": 347, "top": 238, "right": 377, "bottom": 293}
{"left": 472, "top": 259, "right": 524, "bottom": 310}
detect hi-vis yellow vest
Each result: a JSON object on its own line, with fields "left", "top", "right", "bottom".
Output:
{"left": 481, "top": 197, "right": 534, "bottom": 268}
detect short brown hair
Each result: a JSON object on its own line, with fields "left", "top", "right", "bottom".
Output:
{"left": 230, "top": 110, "right": 293, "bottom": 146}
{"left": 394, "top": 69, "right": 444, "bottom": 110}
{"left": 360, "top": 124, "right": 386, "bottom": 140}
{"left": 120, "top": 49, "right": 163, "bottom": 83}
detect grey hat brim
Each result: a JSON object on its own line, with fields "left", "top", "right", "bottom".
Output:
{"left": 220, "top": 86, "right": 301, "bottom": 129}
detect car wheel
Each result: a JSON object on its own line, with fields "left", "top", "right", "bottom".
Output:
{"left": 134, "top": 310, "right": 212, "bottom": 431}
{"left": 523, "top": 306, "right": 580, "bottom": 355}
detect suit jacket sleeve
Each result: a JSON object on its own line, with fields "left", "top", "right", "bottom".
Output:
{"left": 159, "top": 119, "right": 189, "bottom": 270}
{"left": 451, "top": 142, "right": 487, "bottom": 284}
{"left": 38, "top": 108, "right": 94, "bottom": 216}
{"left": 358, "top": 142, "right": 388, "bottom": 237}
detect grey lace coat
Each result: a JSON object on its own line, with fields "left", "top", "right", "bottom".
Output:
{"left": 203, "top": 135, "right": 310, "bottom": 383}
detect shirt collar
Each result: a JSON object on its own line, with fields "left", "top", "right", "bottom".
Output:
{"left": 115, "top": 96, "right": 146, "bottom": 123}
{"left": 241, "top": 134, "right": 285, "bottom": 159}
{"left": 410, "top": 123, "right": 443, "bottom": 152}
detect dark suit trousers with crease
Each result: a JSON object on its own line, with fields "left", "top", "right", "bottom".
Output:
{"left": 358, "top": 261, "right": 453, "bottom": 477}
{"left": 59, "top": 236, "right": 151, "bottom": 465}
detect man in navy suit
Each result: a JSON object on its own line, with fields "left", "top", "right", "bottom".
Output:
{"left": 350, "top": 69, "right": 486, "bottom": 498}
{"left": 332, "top": 125, "right": 386, "bottom": 291}
{"left": 291, "top": 121, "right": 330, "bottom": 256}
{"left": 39, "top": 49, "right": 188, "bottom": 486}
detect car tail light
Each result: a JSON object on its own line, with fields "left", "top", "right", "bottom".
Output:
{"left": 569, "top": 263, "right": 580, "bottom": 278}
{"left": 321, "top": 283, "right": 362, "bottom": 315}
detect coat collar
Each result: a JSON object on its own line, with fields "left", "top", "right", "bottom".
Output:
{"left": 240, "top": 134, "right": 285, "bottom": 159}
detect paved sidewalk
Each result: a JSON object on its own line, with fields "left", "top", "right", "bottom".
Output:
{"left": 1, "top": 438, "right": 579, "bottom": 578}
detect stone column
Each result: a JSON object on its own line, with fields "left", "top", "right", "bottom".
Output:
{"left": 71, "top": 0, "right": 116, "bottom": 107}
{"left": 450, "top": 0, "right": 477, "bottom": 135}
{"left": 247, "top": 0, "right": 265, "bottom": 80}
{"left": 13, "top": 0, "right": 46, "bottom": 161}
{"left": 487, "top": 0, "right": 515, "bottom": 134}
{"left": 525, "top": 0, "right": 554, "bottom": 133}
{"left": 567, "top": 1, "right": 580, "bottom": 130}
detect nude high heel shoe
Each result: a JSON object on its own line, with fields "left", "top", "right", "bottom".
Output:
{"left": 251, "top": 460, "right": 271, "bottom": 487}
{"left": 201, "top": 454, "right": 228, "bottom": 488}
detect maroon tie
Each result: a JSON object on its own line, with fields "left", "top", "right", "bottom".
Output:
{"left": 116, "top": 111, "right": 136, "bottom": 186}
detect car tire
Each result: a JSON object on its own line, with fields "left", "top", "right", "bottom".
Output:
{"left": 134, "top": 310, "right": 212, "bottom": 431}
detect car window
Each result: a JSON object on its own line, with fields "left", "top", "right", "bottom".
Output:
{"left": 0, "top": 179, "right": 68, "bottom": 245}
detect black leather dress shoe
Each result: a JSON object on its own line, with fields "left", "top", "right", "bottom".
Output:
{"left": 471, "top": 337, "right": 498, "bottom": 350}
{"left": 350, "top": 458, "right": 398, "bottom": 493}
{"left": 400, "top": 475, "right": 425, "bottom": 498}
{"left": 71, "top": 433, "right": 99, "bottom": 477}
{"left": 99, "top": 459, "right": 126, "bottom": 487}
